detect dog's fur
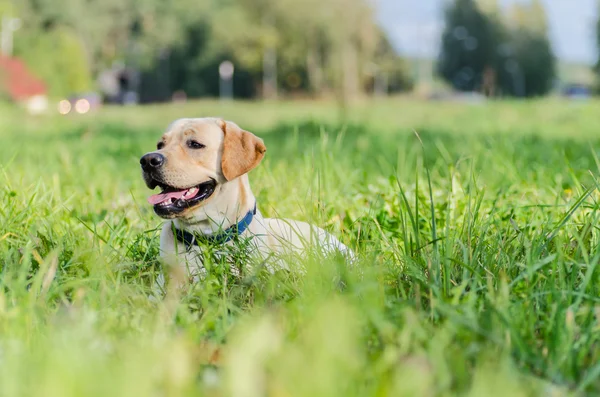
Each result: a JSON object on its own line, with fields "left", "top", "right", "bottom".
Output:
{"left": 141, "top": 118, "right": 353, "bottom": 294}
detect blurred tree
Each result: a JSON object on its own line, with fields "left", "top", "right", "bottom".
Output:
{"left": 507, "top": 0, "right": 548, "bottom": 34}
{"left": 210, "top": 0, "right": 403, "bottom": 102}
{"left": 15, "top": 0, "right": 132, "bottom": 70}
{"left": 595, "top": 4, "right": 600, "bottom": 89}
{"left": 5, "top": 0, "right": 410, "bottom": 101}
{"left": 14, "top": 27, "right": 92, "bottom": 96}
{"left": 210, "top": 0, "right": 280, "bottom": 99}
{"left": 503, "top": 1, "right": 555, "bottom": 97}
{"left": 503, "top": 29, "right": 555, "bottom": 97}
{"left": 270, "top": 0, "right": 330, "bottom": 96}
{"left": 0, "top": 0, "right": 16, "bottom": 19}
{"left": 159, "top": 17, "right": 256, "bottom": 100}
{"left": 370, "top": 31, "right": 414, "bottom": 94}
{"left": 438, "top": 0, "right": 555, "bottom": 98}
{"left": 326, "top": 0, "right": 374, "bottom": 104}
{"left": 277, "top": 0, "right": 412, "bottom": 100}
{"left": 475, "top": 0, "right": 500, "bottom": 16}
{"left": 437, "top": 0, "right": 504, "bottom": 93}
{"left": 14, "top": 0, "right": 197, "bottom": 70}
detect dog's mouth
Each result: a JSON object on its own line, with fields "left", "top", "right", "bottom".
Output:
{"left": 147, "top": 179, "right": 217, "bottom": 217}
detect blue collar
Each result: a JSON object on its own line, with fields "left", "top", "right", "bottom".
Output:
{"left": 173, "top": 203, "right": 257, "bottom": 248}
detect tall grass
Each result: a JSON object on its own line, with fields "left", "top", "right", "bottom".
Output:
{"left": 1, "top": 98, "right": 599, "bottom": 395}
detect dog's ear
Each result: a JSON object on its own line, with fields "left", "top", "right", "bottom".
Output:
{"left": 218, "top": 119, "right": 267, "bottom": 181}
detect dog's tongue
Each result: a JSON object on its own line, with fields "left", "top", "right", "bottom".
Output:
{"left": 148, "top": 187, "right": 200, "bottom": 205}
{"left": 148, "top": 190, "right": 187, "bottom": 205}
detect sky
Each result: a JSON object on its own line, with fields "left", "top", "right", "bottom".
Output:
{"left": 377, "top": 0, "right": 598, "bottom": 65}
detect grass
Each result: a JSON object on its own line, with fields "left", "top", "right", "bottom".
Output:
{"left": 2, "top": 97, "right": 600, "bottom": 396}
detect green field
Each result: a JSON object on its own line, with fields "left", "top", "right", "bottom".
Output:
{"left": 2, "top": 98, "right": 600, "bottom": 396}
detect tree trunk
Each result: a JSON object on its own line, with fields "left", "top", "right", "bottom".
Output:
{"left": 482, "top": 65, "right": 496, "bottom": 97}
{"left": 306, "top": 41, "right": 324, "bottom": 96}
{"left": 341, "top": 39, "right": 360, "bottom": 103}
{"left": 262, "top": 46, "right": 277, "bottom": 100}
{"left": 261, "top": 14, "right": 277, "bottom": 100}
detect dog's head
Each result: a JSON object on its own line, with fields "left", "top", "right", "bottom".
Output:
{"left": 140, "top": 118, "right": 266, "bottom": 219}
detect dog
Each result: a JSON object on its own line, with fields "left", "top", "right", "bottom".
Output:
{"left": 140, "top": 117, "right": 353, "bottom": 294}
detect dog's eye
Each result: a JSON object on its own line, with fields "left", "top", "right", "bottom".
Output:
{"left": 187, "top": 140, "right": 205, "bottom": 149}
{"left": 156, "top": 142, "right": 165, "bottom": 150}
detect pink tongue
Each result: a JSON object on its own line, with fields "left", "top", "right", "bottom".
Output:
{"left": 148, "top": 190, "right": 187, "bottom": 205}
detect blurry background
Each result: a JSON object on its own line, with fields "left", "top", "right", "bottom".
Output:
{"left": 1, "top": 0, "right": 598, "bottom": 114}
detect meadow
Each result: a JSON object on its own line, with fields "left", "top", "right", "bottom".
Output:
{"left": 2, "top": 98, "right": 600, "bottom": 396}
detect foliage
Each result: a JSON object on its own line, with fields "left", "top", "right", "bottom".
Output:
{"left": 503, "top": 28, "right": 556, "bottom": 97}
{"left": 502, "top": 1, "right": 556, "bottom": 97}
{"left": 4, "top": 0, "right": 412, "bottom": 101}
{"left": 1, "top": 99, "right": 600, "bottom": 394}
{"left": 596, "top": 5, "right": 600, "bottom": 91}
{"left": 438, "top": 0, "right": 504, "bottom": 92}
{"left": 14, "top": 27, "right": 92, "bottom": 97}
{"left": 508, "top": 0, "right": 548, "bottom": 35}
{"left": 438, "top": 0, "right": 556, "bottom": 97}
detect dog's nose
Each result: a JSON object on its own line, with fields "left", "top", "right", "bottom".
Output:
{"left": 140, "top": 153, "right": 165, "bottom": 171}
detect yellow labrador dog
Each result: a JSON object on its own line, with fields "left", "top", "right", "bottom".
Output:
{"left": 140, "top": 117, "right": 353, "bottom": 293}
